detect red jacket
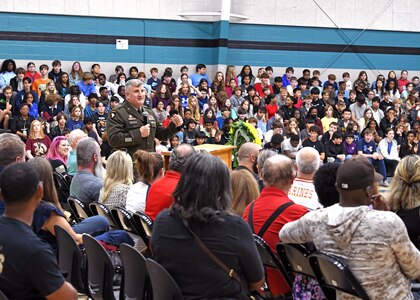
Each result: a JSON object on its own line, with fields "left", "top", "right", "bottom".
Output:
{"left": 243, "top": 187, "right": 308, "bottom": 296}
{"left": 145, "top": 170, "right": 181, "bottom": 220}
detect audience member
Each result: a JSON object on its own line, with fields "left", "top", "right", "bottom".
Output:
{"left": 388, "top": 155, "right": 420, "bottom": 249}
{"left": 231, "top": 169, "right": 260, "bottom": 216}
{"left": 151, "top": 152, "right": 264, "bottom": 299}
{"left": 280, "top": 156, "right": 420, "bottom": 299}
{"left": 99, "top": 150, "right": 133, "bottom": 209}
{"left": 0, "top": 162, "right": 78, "bottom": 299}
{"left": 66, "top": 129, "right": 87, "bottom": 176}
{"left": 69, "top": 137, "right": 104, "bottom": 205}
{"left": 243, "top": 155, "right": 308, "bottom": 298}
{"left": 236, "top": 142, "right": 261, "bottom": 181}
{"left": 288, "top": 147, "right": 322, "bottom": 210}
{"left": 313, "top": 162, "right": 340, "bottom": 208}
{"left": 145, "top": 144, "right": 195, "bottom": 220}
{"left": 126, "top": 150, "right": 163, "bottom": 213}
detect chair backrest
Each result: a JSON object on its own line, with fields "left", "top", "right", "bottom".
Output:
{"left": 113, "top": 207, "right": 140, "bottom": 235}
{"left": 135, "top": 211, "right": 154, "bottom": 237}
{"left": 53, "top": 171, "right": 71, "bottom": 204}
{"left": 89, "top": 202, "right": 119, "bottom": 229}
{"left": 253, "top": 235, "right": 293, "bottom": 289}
{"left": 68, "top": 197, "right": 92, "bottom": 222}
{"left": 54, "top": 225, "right": 85, "bottom": 293}
{"left": 145, "top": 259, "right": 183, "bottom": 300}
{"left": 120, "top": 243, "right": 150, "bottom": 300}
{"left": 132, "top": 212, "right": 153, "bottom": 247}
{"left": 83, "top": 234, "right": 116, "bottom": 300}
{"left": 276, "top": 243, "right": 315, "bottom": 277}
{"left": 309, "top": 252, "right": 370, "bottom": 300}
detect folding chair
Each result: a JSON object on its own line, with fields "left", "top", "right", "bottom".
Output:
{"left": 276, "top": 243, "right": 316, "bottom": 278}
{"left": 132, "top": 212, "right": 154, "bottom": 247}
{"left": 89, "top": 202, "right": 119, "bottom": 230}
{"left": 54, "top": 225, "right": 86, "bottom": 294}
{"left": 120, "top": 243, "right": 151, "bottom": 300}
{"left": 309, "top": 252, "right": 370, "bottom": 300}
{"left": 145, "top": 259, "right": 183, "bottom": 300}
{"left": 83, "top": 234, "right": 118, "bottom": 300}
{"left": 67, "top": 197, "right": 92, "bottom": 222}
{"left": 254, "top": 235, "right": 293, "bottom": 290}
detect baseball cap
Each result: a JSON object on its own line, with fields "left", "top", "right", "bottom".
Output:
{"left": 336, "top": 156, "right": 383, "bottom": 190}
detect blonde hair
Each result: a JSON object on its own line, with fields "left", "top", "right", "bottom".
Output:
{"left": 231, "top": 169, "right": 260, "bottom": 216}
{"left": 187, "top": 95, "right": 200, "bottom": 122}
{"left": 28, "top": 120, "right": 45, "bottom": 140}
{"left": 100, "top": 150, "right": 133, "bottom": 203}
{"left": 225, "top": 65, "right": 236, "bottom": 85}
{"left": 388, "top": 155, "right": 420, "bottom": 211}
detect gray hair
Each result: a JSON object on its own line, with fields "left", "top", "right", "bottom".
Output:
{"left": 0, "top": 133, "right": 26, "bottom": 167}
{"left": 262, "top": 155, "right": 295, "bottom": 188}
{"left": 296, "top": 147, "right": 320, "bottom": 174}
{"left": 257, "top": 149, "right": 277, "bottom": 173}
{"left": 125, "top": 79, "right": 142, "bottom": 92}
{"left": 76, "top": 137, "right": 100, "bottom": 167}
{"left": 68, "top": 129, "right": 87, "bottom": 149}
{"left": 169, "top": 144, "right": 196, "bottom": 172}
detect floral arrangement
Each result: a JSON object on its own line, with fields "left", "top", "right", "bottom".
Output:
{"left": 227, "top": 120, "right": 262, "bottom": 168}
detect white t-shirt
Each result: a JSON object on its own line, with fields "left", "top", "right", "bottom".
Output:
{"left": 126, "top": 181, "right": 149, "bottom": 213}
{"left": 288, "top": 178, "right": 321, "bottom": 210}
{"left": 281, "top": 138, "right": 302, "bottom": 157}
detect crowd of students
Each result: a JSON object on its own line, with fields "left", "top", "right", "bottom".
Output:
{"left": 1, "top": 59, "right": 419, "bottom": 187}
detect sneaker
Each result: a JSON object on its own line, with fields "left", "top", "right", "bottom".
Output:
{"left": 380, "top": 180, "right": 389, "bottom": 187}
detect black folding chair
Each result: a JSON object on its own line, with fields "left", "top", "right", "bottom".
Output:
{"left": 276, "top": 243, "right": 316, "bottom": 278}
{"left": 253, "top": 235, "right": 293, "bottom": 290}
{"left": 145, "top": 259, "right": 183, "bottom": 300}
{"left": 89, "top": 202, "right": 119, "bottom": 230}
{"left": 67, "top": 197, "right": 92, "bottom": 222}
{"left": 132, "top": 212, "right": 154, "bottom": 247}
{"left": 83, "top": 234, "right": 118, "bottom": 300}
{"left": 54, "top": 225, "right": 86, "bottom": 294}
{"left": 120, "top": 243, "right": 151, "bottom": 300}
{"left": 309, "top": 252, "right": 370, "bottom": 300}
{"left": 112, "top": 207, "right": 141, "bottom": 235}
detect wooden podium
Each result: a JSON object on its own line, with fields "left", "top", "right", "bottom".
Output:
{"left": 161, "top": 144, "right": 236, "bottom": 170}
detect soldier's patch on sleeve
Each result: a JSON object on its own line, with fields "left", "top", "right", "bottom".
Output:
{"left": 111, "top": 112, "right": 115, "bottom": 118}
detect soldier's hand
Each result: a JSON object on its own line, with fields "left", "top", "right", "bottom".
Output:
{"left": 140, "top": 124, "right": 150, "bottom": 137}
{"left": 171, "top": 114, "right": 183, "bottom": 127}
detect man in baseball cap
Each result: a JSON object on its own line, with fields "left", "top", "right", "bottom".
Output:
{"left": 280, "top": 155, "right": 420, "bottom": 299}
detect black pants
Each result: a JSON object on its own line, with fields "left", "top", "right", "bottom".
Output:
{"left": 384, "top": 158, "right": 399, "bottom": 177}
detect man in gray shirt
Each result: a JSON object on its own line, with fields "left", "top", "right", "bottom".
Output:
{"left": 69, "top": 137, "right": 105, "bottom": 206}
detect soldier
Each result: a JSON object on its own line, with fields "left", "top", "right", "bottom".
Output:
{"left": 107, "top": 79, "right": 183, "bottom": 154}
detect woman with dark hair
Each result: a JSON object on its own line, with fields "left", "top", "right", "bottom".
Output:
{"left": 353, "top": 70, "right": 370, "bottom": 89}
{"left": 11, "top": 103, "right": 35, "bottom": 142}
{"left": 151, "top": 152, "right": 264, "bottom": 299}
{"left": 126, "top": 150, "right": 163, "bottom": 213}
{"left": 153, "top": 83, "right": 172, "bottom": 108}
{"left": 237, "top": 65, "right": 255, "bottom": 85}
{"left": 384, "top": 78, "right": 400, "bottom": 100}
{"left": 361, "top": 119, "right": 384, "bottom": 143}
{"left": 55, "top": 72, "right": 70, "bottom": 99}
{"left": 0, "top": 59, "right": 16, "bottom": 89}
{"left": 304, "top": 106, "right": 323, "bottom": 134}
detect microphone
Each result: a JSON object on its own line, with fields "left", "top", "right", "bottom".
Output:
{"left": 142, "top": 110, "right": 149, "bottom": 124}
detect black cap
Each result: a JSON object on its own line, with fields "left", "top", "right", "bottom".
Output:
{"left": 336, "top": 156, "right": 382, "bottom": 190}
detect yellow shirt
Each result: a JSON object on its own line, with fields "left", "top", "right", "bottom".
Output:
{"left": 321, "top": 117, "right": 338, "bottom": 133}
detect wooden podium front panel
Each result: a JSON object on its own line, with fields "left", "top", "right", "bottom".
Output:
{"left": 161, "top": 144, "right": 236, "bottom": 170}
